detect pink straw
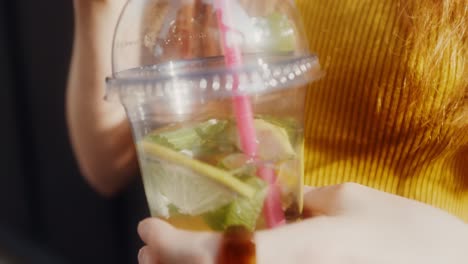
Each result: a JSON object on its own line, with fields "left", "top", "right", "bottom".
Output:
{"left": 214, "top": 0, "right": 285, "bottom": 229}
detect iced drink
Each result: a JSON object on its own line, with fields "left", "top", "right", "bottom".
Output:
{"left": 106, "top": 0, "right": 321, "bottom": 232}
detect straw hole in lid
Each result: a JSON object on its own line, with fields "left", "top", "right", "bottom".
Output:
{"left": 294, "top": 65, "right": 301, "bottom": 76}
{"left": 213, "top": 75, "right": 221, "bottom": 91}
{"left": 269, "top": 78, "right": 278, "bottom": 87}
{"left": 226, "top": 74, "right": 234, "bottom": 91}
{"left": 200, "top": 78, "right": 208, "bottom": 90}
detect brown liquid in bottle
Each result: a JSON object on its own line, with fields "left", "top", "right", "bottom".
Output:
{"left": 284, "top": 201, "right": 301, "bottom": 221}
{"left": 217, "top": 202, "right": 301, "bottom": 263}
{"left": 217, "top": 226, "right": 256, "bottom": 264}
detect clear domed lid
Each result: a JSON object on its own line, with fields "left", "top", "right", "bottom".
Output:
{"left": 107, "top": 0, "right": 321, "bottom": 102}
{"left": 112, "top": 0, "right": 312, "bottom": 74}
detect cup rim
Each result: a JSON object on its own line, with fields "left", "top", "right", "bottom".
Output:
{"left": 105, "top": 53, "right": 322, "bottom": 103}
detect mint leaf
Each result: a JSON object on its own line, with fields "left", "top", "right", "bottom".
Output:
{"left": 157, "top": 126, "right": 203, "bottom": 150}
{"left": 146, "top": 119, "right": 234, "bottom": 155}
{"left": 203, "top": 177, "right": 268, "bottom": 231}
{"left": 203, "top": 204, "right": 230, "bottom": 231}
{"left": 195, "top": 120, "right": 237, "bottom": 157}
{"left": 147, "top": 134, "right": 178, "bottom": 150}
{"left": 195, "top": 120, "right": 228, "bottom": 140}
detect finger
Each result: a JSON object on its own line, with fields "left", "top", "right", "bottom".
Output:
{"left": 138, "top": 218, "right": 221, "bottom": 264}
{"left": 138, "top": 246, "right": 158, "bottom": 264}
{"left": 303, "top": 185, "right": 316, "bottom": 194}
{"left": 256, "top": 216, "right": 343, "bottom": 264}
{"left": 303, "top": 185, "right": 329, "bottom": 195}
{"left": 303, "top": 183, "right": 371, "bottom": 217}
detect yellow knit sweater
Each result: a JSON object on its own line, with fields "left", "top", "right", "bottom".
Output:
{"left": 297, "top": 0, "right": 468, "bottom": 221}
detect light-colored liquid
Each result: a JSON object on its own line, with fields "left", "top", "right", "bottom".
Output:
{"left": 139, "top": 117, "right": 303, "bottom": 232}
{"left": 163, "top": 203, "right": 301, "bottom": 232}
{"left": 165, "top": 214, "right": 212, "bottom": 231}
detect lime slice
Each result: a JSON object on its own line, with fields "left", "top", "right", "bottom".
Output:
{"left": 141, "top": 162, "right": 171, "bottom": 218}
{"left": 144, "top": 160, "right": 237, "bottom": 215}
{"left": 229, "top": 119, "right": 296, "bottom": 162}
{"left": 218, "top": 153, "right": 257, "bottom": 177}
{"left": 257, "top": 116, "right": 299, "bottom": 144}
{"left": 141, "top": 141, "right": 255, "bottom": 198}
{"left": 253, "top": 119, "right": 296, "bottom": 161}
{"left": 140, "top": 141, "right": 256, "bottom": 216}
{"left": 147, "top": 119, "right": 230, "bottom": 153}
{"left": 219, "top": 153, "right": 249, "bottom": 170}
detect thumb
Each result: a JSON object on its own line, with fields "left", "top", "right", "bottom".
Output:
{"left": 302, "top": 183, "right": 371, "bottom": 217}
{"left": 138, "top": 218, "right": 221, "bottom": 263}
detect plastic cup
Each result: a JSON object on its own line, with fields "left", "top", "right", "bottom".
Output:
{"left": 106, "top": 0, "right": 322, "bottom": 232}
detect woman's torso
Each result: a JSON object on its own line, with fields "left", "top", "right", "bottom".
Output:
{"left": 298, "top": 0, "right": 468, "bottom": 221}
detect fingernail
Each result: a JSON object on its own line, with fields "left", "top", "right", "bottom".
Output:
{"left": 138, "top": 221, "right": 149, "bottom": 238}
{"left": 139, "top": 247, "right": 154, "bottom": 264}
{"left": 138, "top": 247, "right": 147, "bottom": 263}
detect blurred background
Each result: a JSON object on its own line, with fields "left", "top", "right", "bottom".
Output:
{"left": 0, "top": 1, "right": 148, "bottom": 263}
